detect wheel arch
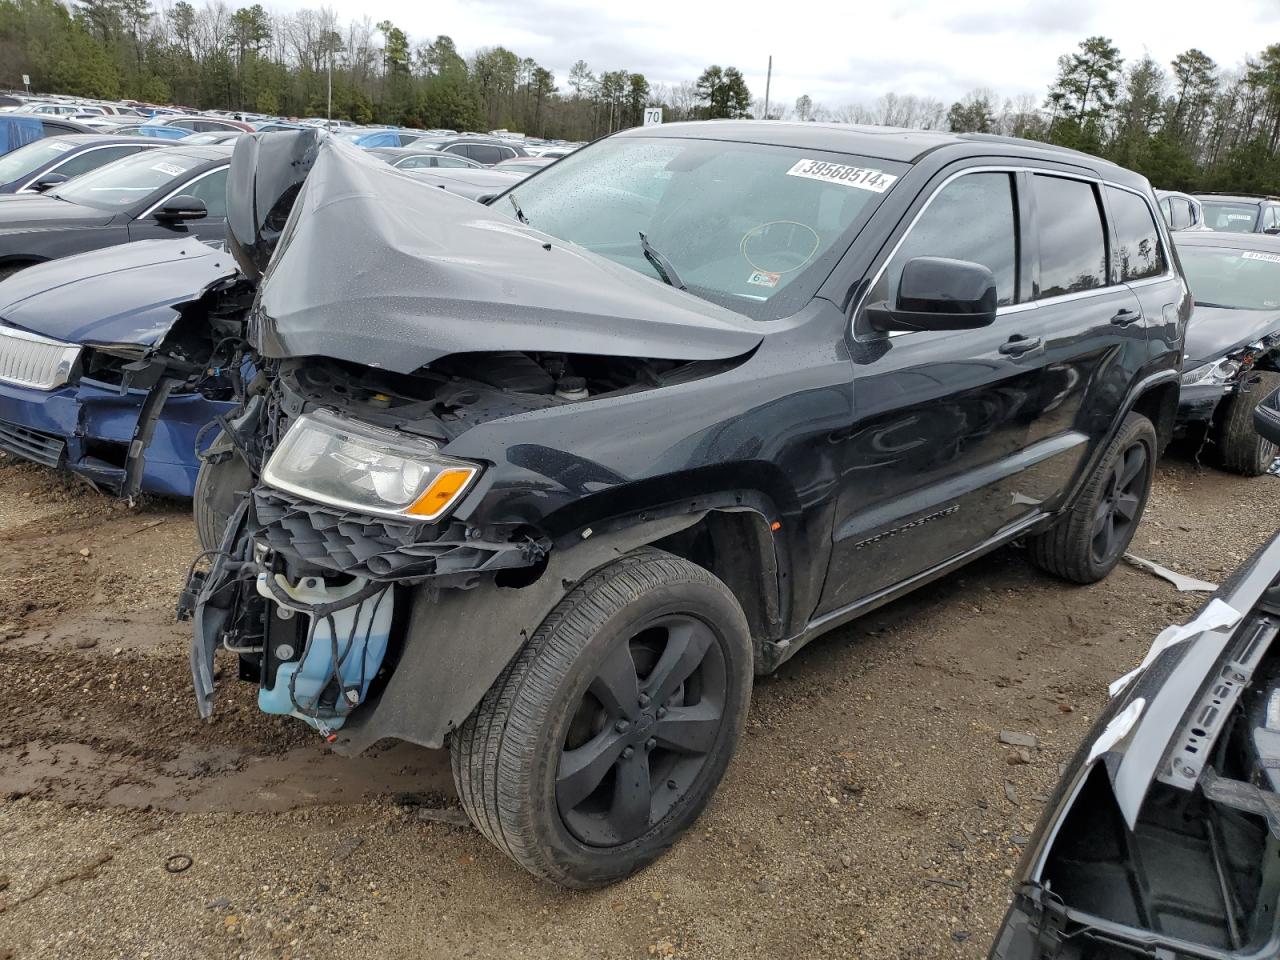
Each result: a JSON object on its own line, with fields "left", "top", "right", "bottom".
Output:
{"left": 1130, "top": 377, "right": 1179, "bottom": 453}
{"left": 332, "top": 482, "right": 792, "bottom": 757}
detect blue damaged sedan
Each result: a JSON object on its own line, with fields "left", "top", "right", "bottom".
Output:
{"left": 0, "top": 237, "right": 249, "bottom": 497}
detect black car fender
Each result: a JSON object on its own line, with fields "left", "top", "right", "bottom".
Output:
{"left": 331, "top": 500, "right": 781, "bottom": 756}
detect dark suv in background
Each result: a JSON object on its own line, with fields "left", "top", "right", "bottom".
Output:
{"left": 186, "top": 124, "right": 1189, "bottom": 888}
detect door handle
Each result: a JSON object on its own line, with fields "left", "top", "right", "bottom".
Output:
{"left": 1111, "top": 308, "right": 1143, "bottom": 326}
{"left": 999, "top": 335, "right": 1043, "bottom": 357}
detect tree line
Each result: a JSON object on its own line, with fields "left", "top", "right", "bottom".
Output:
{"left": 0, "top": 0, "right": 752, "bottom": 139}
{"left": 1, "top": 0, "right": 1278, "bottom": 192}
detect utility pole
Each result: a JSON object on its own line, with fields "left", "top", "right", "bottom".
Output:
{"left": 326, "top": 46, "right": 333, "bottom": 130}
{"left": 763, "top": 55, "right": 772, "bottom": 120}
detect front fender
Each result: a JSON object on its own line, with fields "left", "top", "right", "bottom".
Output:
{"left": 331, "top": 512, "right": 707, "bottom": 755}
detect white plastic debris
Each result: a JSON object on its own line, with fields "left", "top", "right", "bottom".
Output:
{"left": 1123, "top": 553, "right": 1218, "bottom": 592}
{"left": 1087, "top": 697, "right": 1147, "bottom": 763}
{"left": 1108, "top": 598, "right": 1242, "bottom": 698}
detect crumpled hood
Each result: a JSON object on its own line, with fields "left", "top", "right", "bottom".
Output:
{"left": 226, "top": 128, "right": 322, "bottom": 281}
{"left": 250, "top": 138, "right": 763, "bottom": 372}
{"left": 1185, "top": 304, "right": 1280, "bottom": 364}
{"left": 0, "top": 238, "right": 236, "bottom": 346}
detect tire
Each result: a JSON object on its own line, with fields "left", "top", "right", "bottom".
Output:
{"left": 1217, "top": 371, "right": 1280, "bottom": 477}
{"left": 450, "top": 549, "right": 753, "bottom": 888}
{"left": 0, "top": 261, "right": 34, "bottom": 283}
{"left": 194, "top": 442, "right": 254, "bottom": 552}
{"left": 1028, "top": 411, "right": 1157, "bottom": 584}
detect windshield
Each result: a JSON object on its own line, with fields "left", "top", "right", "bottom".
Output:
{"left": 1181, "top": 245, "right": 1280, "bottom": 309}
{"left": 495, "top": 135, "right": 905, "bottom": 320}
{"left": 51, "top": 149, "right": 200, "bottom": 210}
{"left": 1201, "top": 201, "right": 1260, "bottom": 233}
{"left": 0, "top": 139, "right": 75, "bottom": 185}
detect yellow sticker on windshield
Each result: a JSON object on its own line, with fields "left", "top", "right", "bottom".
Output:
{"left": 785, "top": 159, "right": 897, "bottom": 193}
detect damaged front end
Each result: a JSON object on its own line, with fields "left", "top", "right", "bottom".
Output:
{"left": 990, "top": 527, "right": 1280, "bottom": 959}
{"left": 182, "top": 135, "right": 761, "bottom": 748}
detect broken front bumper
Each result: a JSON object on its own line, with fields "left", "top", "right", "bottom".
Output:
{"left": 0, "top": 376, "right": 233, "bottom": 497}
{"left": 1174, "top": 381, "right": 1232, "bottom": 431}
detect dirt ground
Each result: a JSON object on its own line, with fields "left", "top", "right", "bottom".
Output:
{"left": 0, "top": 448, "right": 1274, "bottom": 960}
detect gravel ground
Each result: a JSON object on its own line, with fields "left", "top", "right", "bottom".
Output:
{"left": 0, "top": 448, "right": 1275, "bottom": 960}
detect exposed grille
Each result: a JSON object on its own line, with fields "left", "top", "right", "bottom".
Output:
{"left": 0, "top": 326, "right": 80, "bottom": 390}
{"left": 252, "top": 488, "right": 545, "bottom": 582}
{"left": 0, "top": 418, "right": 65, "bottom": 467}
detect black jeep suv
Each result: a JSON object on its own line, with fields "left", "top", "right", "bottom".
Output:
{"left": 187, "top": 123, "right": 1190, "bottom": 888}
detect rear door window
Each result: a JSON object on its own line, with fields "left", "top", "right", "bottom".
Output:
{"left": 875, "top": 171, "right": 1020, "bottom": 307}
{"left": 1034, "top": 175, "right": 1108, "bottom": 297}
{"left": 467, "top": 144, "right": 505, "bottom": 166}
{"left": 1106, "top": 186, "right": 1165, "bottom": 281}
{"left": 52, "top": 144, "right": 146, "bottom": 179}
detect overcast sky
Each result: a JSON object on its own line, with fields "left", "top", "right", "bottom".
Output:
{"left": 293, "top": 0, "right": 1280, "bottom": 110}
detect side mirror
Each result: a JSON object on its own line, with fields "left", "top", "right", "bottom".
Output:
{"left": 866, "top": 257, "right": 999, "bottom": 333}
{"left": 30, "top": 173, "right": 69, "bottom": 192}
{"left": 155, "top": 195, "right": 208, "bottom": 221}
{"left": 1264, "top": 226, "right": 1280, "bottom": 236}
{"left": 1253, "top": 385, "right": 1280, "bottom": 448}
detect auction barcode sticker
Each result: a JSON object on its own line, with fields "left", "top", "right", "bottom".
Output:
{"left": 1243, "top": 250, "right": 1280, "bottom": 264}
{"left": 785, "top": 159, "right": 898, "bottom": 193}
{"left": 151, "top": 162, "right": 188, "bottom": 177}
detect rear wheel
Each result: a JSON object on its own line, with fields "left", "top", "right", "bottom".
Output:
{"left": 1217, "top": 371, "right": 1280, "bottom": 476}
{"left": 450, "top": 550, "right": 752, "bottom": 888}
{"left": 1028, "top": 412, "right": 1156, "bottom": 584}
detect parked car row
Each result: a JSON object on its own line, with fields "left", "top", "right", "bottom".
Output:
{"left": 0, "top": 126, "right": 1276, "bottom": 960}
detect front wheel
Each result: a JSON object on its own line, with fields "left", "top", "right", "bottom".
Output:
{"left": 193, "top": 437, "right": 254, "bottom": 552}
{"left": 1217, "top": 371, "right": 1280, "bottom": 476}
{"left": 450, "top": 550, "right": 753, "bottom": 888}
{"left": 1028, "top": 411, "right": 1157, "bottom": 584}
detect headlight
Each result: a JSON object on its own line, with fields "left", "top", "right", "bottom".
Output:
{"left": 1181, "top": 357, "right": 1241, "bottom": 387}
{"left": 262, "top": 410, "right": 479, "bottom": 521}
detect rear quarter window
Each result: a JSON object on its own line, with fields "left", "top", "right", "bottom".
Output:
{"left": 1106, "top": 186, "right": 1165, "bottom": 281}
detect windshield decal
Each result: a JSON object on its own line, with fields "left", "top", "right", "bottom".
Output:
{"left": 1227, "top": 213, "right": 1256, "bottom": 221}
{"left": 151, "top": 161, "right": 188, "bottom": 177}
{"left": 785, "top": 159, "right": 898, "bottom": 193}
{"left": 46, "top": 141, "right": 72, "bottom": 152}
{"left": 747, "top": 270, "right": 780, "bottom": 288}
{"left": 1243, "top": 250, "right": 1280, "bottom": 264}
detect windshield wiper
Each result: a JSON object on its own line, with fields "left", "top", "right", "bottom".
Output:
{"left": 639, "top": 232, "right": 687, "bottom": 291}
{"left": 508, "top": 191, "right": 529, "bottom": 225}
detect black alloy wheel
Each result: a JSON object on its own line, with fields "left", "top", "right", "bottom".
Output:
{"left": 451, "top": 550, "right": 752, "bottom": 887}
{"left": 556, "top": 613, "right": 727, "bottom": 847}
{"left": 1028, "top": 411, "right": 1157, "bottom": 584}
{"left": 1089, "top": 440, "right": 1147, "bottom": 567}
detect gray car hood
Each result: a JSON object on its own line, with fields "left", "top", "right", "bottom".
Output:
{"left": 1185, "top": 304, "right": 1280, "bottom": 364}
{"left": 249, "top": 138, "right": 763, "bottom": 372}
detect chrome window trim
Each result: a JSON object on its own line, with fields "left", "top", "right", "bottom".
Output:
{"left": 860, "top": 164, "right": 1176, "bottom": 339}
{"left": 138, "top": 163, "right": 230, "bottom": 220}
